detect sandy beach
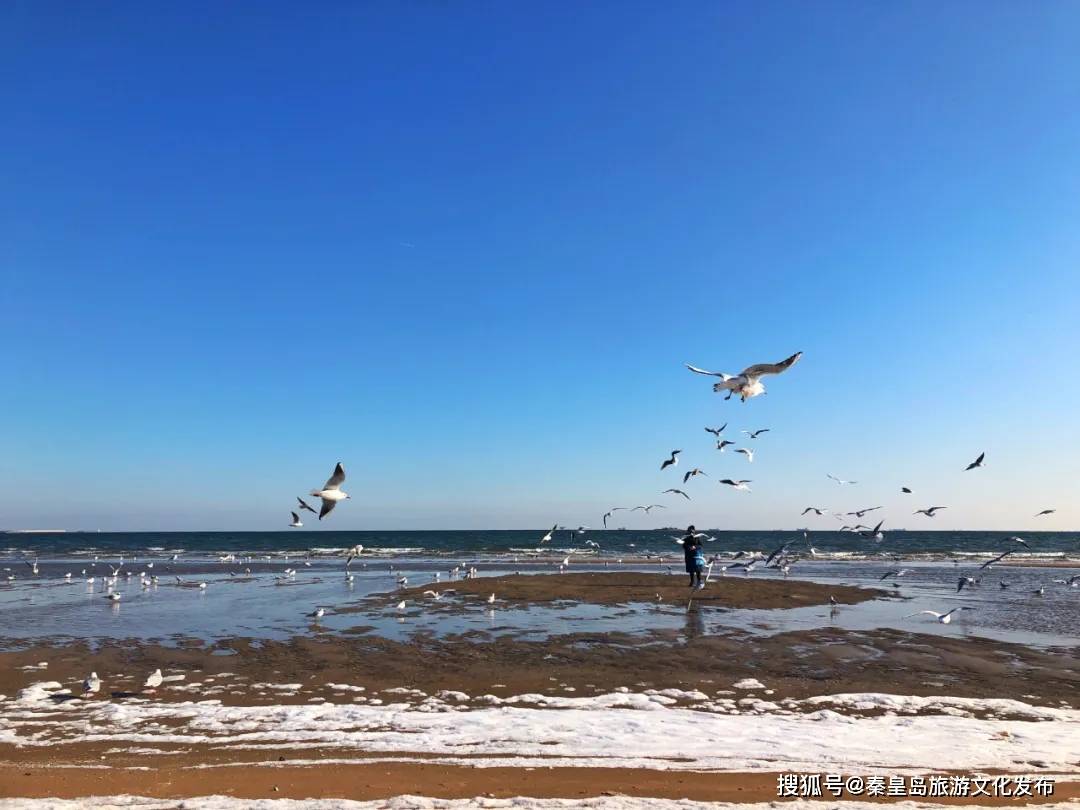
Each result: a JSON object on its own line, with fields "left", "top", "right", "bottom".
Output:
{"left": 1, "top": 571, "right": 1077, "bottom": 806}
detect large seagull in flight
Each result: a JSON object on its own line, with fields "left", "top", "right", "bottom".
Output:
{"left": 685, "top": 351, "right": 802, "bottom": 401}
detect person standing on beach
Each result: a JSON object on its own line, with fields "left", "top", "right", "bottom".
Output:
{"left": 682, "top": 525, "right": 706, "bottom": 590}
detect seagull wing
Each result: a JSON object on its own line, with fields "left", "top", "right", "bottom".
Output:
{"left": 323, "top": 462, "right": 346, "bottom": 490}
{"left": 740, "top": 351, "right": 802, "bottom": 379}
{"left": 685, "top": 364, "right": 734, "bottom": 380}
{"left": 291, "top": 512, "right": 300, "bottom": 523}
{"left": 318, "top": 499, "right": 338, "bottom": 520}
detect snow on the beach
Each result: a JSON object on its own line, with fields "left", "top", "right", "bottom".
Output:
{"left": 3, "top": 683, "right": 1080, "bottom": 774}
{"left": 0, "top": 798, "right": 1078, "bottom": 810}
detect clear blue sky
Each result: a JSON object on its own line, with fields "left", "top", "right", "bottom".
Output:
{"left": 3, "top": 2, "right": 1079, "bottom": 531}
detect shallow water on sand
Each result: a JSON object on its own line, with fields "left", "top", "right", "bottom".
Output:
{"left": 0, "top": 556, "right": 1075, "bottom": 650}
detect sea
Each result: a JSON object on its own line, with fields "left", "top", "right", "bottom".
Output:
{"left": 3, "top": 528, "right": 1079, "bottom": 561}
{"left": 1, "top": 530, "right": 1076, "bottom": 650}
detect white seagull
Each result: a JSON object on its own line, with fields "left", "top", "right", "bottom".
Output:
{"left": 827, "top": 474, "right": 858, "bottom": 485}
{"left": 83, "top": 672, "right": 101, "bottom": 695}
{"left": 144, "top": 669, "right": 163, "bottom": 689}
{"left": 904, "top": 607, "right": 974, "bottom": 624}
{"left": 311, "top": 462, "right": 349, "bottom": 520}
{"left": 540, "top": 524, "right": 557, "bottom": 544}
{"left": 288, "top": 512, "right": 303, "bottom": 528}
{"left": 309, "top": 607, "right": 325, "bottom": 619}
{"left": 685, "top": 351, "right": 802, "bottom": 401}
{"left": 735, "top": 448, "right": 754, "bottom": 463}
{"left": 718, "top": 479, "right": 752, "bottom": 492}
{"left": 914, "top": 506, "right": 947, "bottom": 517}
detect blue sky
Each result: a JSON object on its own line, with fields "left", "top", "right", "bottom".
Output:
{"left": 3, "top": 2, "right": 1079, "bottom": 531}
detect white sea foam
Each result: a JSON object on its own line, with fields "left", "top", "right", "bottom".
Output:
{"left": 2, "top": 683, "right": 1078, "bottom": 774}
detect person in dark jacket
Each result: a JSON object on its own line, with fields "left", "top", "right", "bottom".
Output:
{"left": 682, "top": 524, "right": 706, "bottom": 589}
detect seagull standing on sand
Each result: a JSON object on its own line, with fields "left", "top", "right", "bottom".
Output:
{"left": 661, "top": 450, "right": 681, "bottom": 471}
{"left": 685, "top": 351, "right": 803, "bottom": 401}
{"left": 309, "top": 607, "right": 325, "bottom": 620}
{"left": 288, "top": 512, "right": 303, "bottom": 528}
{"left": 904, "top": 607, "right": 974, "bottom": 624}
{"left": 144, "top": 669, "right": 163, "bottom": 689}
{"left": 83, "top": 672, "right": 101, "bottom": 695}
{"left": 965, "top": 452, "right": 986, "bottom": 471}
{"left": 311, "top": 462, "right": 349, "bottom": 520}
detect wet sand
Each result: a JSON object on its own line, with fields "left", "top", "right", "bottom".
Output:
{"left": 383, "top": 571, "right": 880, "bottom": 609}
{"left": 1, "top": 572, "right": 1077, "bottom": 804}
{"left": 0, "top": 763, "right": 1077, "bottom": 804}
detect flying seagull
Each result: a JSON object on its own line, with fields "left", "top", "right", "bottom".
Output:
{"left": 1034, "top": 509, "right": 1056, "bottom": 517}
{"left": 288, "top": 512, "right": 303, "bottom": 528}
{"left": 741, "top": 429, "right": 770, "bottom": 439}
{"left": 685, "top": 351, "right": 803, "bottom": 401}
{"left": 311, "top": 462, "right": 349, "bottom": 520}
{"left": 979, "top": 550, "right": 1014, "bottom": 570}
{"left": 879, "top": 569, "right": 910, "bottom": 581}
{"left": 957, "top": 576, "right": 978, "bottom": 593}
{"left": 632, "top": 504, "right": 667, "bottom": 513}
{"left": 660, "top": 450, "right": 681, "bottom": 471}
{"left": 296, "top": 497, "right": 317, "bottom": 515}
{"left": 904, "top": 607, "right": 973, "bottom": 625}
{"left": 682, "top": 468, "right": 707, "bottom": 484}
{"left": 602, "top": 509, "right": 627, "bottom": 528}
{"left": 704, "top": 424, "right": 728, "bottom": 438}
{"left": 858, "top": 521, "right": 885, "bottom": 541}
{"left": 801, "top": 507, "right": 827, "bottom": 516}
{"left": 965, "top": 452, "right": 986, "bottom": 471}
{"left": 663, "top": 489, "right": 691, "bottom": 500}
{"left": 718, "top": 479, "right": 752, "bottom": 492}
{"left": 914, "top": 506, "right": 948, "bottom": 517}
{"left": 846, "top": 507, "right": 881, "bottom": 519}
{"left": 827, "top": 474, "right": 857, "bottom": 485}
{"left": 540, "top": 524, "right": 557, "bottom": 543}
{"left": 901, "top": 487, "right": 912, "bottom": 494}
{"left": 735, "top": 448, "right": 754, "bottom": 463}
{"left": 1005, "top": 536, "right": 1031, "bottom": 550}
{"left": 716, "top": 439, "right": 736, "bottom": 452}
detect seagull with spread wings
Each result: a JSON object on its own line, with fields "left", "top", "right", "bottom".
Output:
{"left": 663, "top": 489, "right": 691, "bottom": 500}
{"left": 704, "top": 424, "right": 728, "bottom": 438}
{"left": 827, "top": 474, "right": 857, "bottom": 485}
{"left": 660, "top": 450, "right": 681, "bottom": 471}
{"left": 965, "top": 452, "right": 986, "bottom": 471}
{"left": 914, "top": 506, "right": 948, "bottom": 517}
{"left": 685, "top": 351, "right": 802, "bottom": 401}
{"left": 311, "top": 462, "right": 350, "bottom": 520}
{"left": 718, "top": 479, "right": 752, "bottom": 492}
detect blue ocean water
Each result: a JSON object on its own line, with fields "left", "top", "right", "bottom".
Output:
{"left": 2, "top": 529, "right": 1078, "bottom": 561}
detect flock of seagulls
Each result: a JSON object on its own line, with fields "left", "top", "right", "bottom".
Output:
{"left": 289, "top": 463, "right": 350, "bottom": 526}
